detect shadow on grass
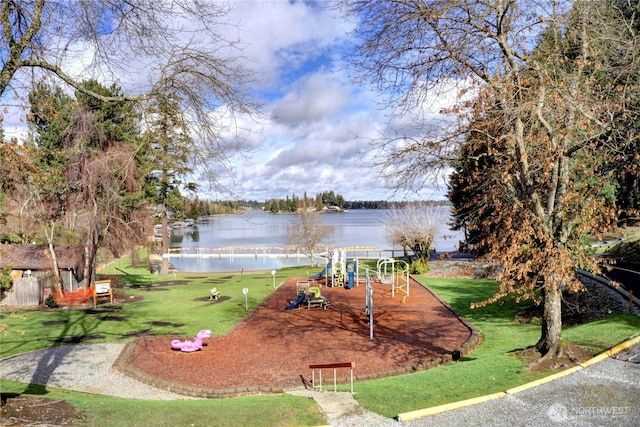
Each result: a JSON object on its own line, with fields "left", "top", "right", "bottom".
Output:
{"left": 1, "top": 383, "right": 49, "bottom": 400}
{"left": 99, "top": 274, "right": 150, "bottom": 288}
{"left": 194, "top": 295, "right": 232, "bottom": 303}
{"left": 51, "top": 334, "right": 106, "bottom": 344}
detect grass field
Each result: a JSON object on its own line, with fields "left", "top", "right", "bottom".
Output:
{"left": 1, "top": 262, "right": 311, "bottom": 357}
{"left": 0, "top": 381, "right": 325, "bottom": 427}
{"left": 345, "top": 276, "right": 640, "bottom": 417}
{"left": 1, "top": 252, "right": 639, "bottom": 425}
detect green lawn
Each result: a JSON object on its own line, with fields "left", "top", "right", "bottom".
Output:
{"left": 343, "top": 276, "right": 640, "bottom": 418}
{"left": 1, "top": 263, "right": 307, "bottom": 357}
{"left": 0, "top": 381, "right": 325, "bottom": 427}
{"left": 1, "top": 254, "right": 639, "bottom": 425}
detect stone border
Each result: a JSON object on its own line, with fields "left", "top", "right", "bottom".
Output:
{"left": 113, "top": 338, "right": 284, "bottom": 398}
{"left": 113, "top": 277, "right": 483, "bottom": 398}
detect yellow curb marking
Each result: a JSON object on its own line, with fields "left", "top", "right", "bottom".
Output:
{"left": 581, "top": 334, "right": 640, "bottom": 367}
{"left": 397, "top": 392, "right": 506, "bottom": 421}
{"left": 506, "top": 365, "right": 583, "bottom": 395}
{"left": 580, "top": 352, "right": 610, "bottom": 367}
{"left": 607, "top": 334, "right": 640, "bottom": 356}
{"left": 395, "top": 334, "right": 640, "bottom": 422}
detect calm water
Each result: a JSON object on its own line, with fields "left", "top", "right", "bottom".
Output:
{"left": 168, "top": 209, "right": 463, "bottom": 273}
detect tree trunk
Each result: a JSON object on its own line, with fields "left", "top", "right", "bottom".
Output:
{"left": 160, "top": 203, "right": 170, "bottom": 275}
{"left": 131, "top": 247, "right": 139, "bottom": 266}
{"left": 84, "top": 222, "right": 99, "bottom": 288}
{"left": 43, "top": 222, "right": 62, "bottom": 286}
{"left": 535, "top": 283, "right": 564, "bottom": 359}
{"left": 402, "top": 245, "right": 410, "bottom": 259}
{"left": 410, "top": 242, "right": 431, "bottom": 263}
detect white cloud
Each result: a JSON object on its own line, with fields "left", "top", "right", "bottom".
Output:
{"left": 271, "top": 71, "right": 351, "bottom": 125}
{"left": 229, "top": 1, "right": 349, "bottom": 87}
{"left": 2, "top": 1, "right": 454, "bottom": 203}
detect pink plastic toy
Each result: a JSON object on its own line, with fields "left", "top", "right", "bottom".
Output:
{"left": 170, "top": 329, "right": 212, "bottom": 352}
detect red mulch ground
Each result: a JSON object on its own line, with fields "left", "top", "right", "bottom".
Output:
{"left": 126, "top": 276, "right": 471, "bottom": 390}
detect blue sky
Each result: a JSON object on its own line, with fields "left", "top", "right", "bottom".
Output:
{"left": 220, "top": 1, "right": 450, "bottom": 202}
{"left": 1, "top": 1, "right": 450, "bottom": 202}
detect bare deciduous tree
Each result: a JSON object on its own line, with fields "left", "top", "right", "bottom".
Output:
{"left": 384, "top": 203, "right": 441, "bottom": 264}
{"left": 284, "top": 209, "right": 335, "bottom": 267}
{"left": 1, "top": 0, "right": 256, "bottom": 185}
{"left": 339, "top": 0, "right": 640, "bottom": 359}
{"left": 2, "top": 0, "right": 258, "bottom": 277}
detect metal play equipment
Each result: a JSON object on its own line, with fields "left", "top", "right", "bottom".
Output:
{"left": 376, "top": 257, "right": 395, "bottom": 285}
{"left": 393, "top": 259, "right": 410, "bottom": 300}
{"left": 365, "top": 271, "right": 374, "bottom": 340}
{"left": 376, "top": 258, "right": 410, "bottom": 301}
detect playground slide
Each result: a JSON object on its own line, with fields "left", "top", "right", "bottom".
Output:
{"left": 285, "top": 293, "right": 306, "bottom": 310}
{"left": 309, "top": 261, "right": 332, "bottom": 280}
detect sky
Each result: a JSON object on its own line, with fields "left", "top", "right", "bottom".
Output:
{"left": 1, "top": 1, "right": 452, "bottom": 203}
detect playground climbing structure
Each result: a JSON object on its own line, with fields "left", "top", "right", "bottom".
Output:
{"left": 376, "top": 258, "right": 410, "bottom": 302}
{"left": 285, "top": 281, "right": 331, "bottom": 310}
{"left": 309, "top": 250, "right": 353, "bottom": 288}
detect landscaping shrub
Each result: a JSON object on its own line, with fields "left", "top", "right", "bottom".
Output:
{"left": 44, "top": 294, "right": 58, "bottom": 308}
{"left": 410, "top": 259, "right": 430, "bottom": 274}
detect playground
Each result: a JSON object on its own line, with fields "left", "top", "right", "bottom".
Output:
{"left": 125, "top": 271, "right": 473, "bottom": 391}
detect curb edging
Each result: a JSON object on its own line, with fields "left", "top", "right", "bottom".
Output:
{"left": 395, "top": 334, "right": 640, "bottom": 422}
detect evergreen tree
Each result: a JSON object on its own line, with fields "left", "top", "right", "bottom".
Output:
{"left": 27, "top": 80, "right": 148, "bottom": 285}
{"left": 141, "top": 92, "right": 193, "bottom": 274}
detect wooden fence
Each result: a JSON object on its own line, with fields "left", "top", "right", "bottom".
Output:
{"left": 1, "top": 277, "right": 43, "bottom": 306}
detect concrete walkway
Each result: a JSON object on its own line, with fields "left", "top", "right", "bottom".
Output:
{"left": 286, "top": 389, "right": 365, "bottom": 419}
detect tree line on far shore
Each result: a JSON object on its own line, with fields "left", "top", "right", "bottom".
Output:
{"left": 260, "top": 192, "right": 450, "bottom": 214}
{"left": 171, "top": 193, "right": 451, "bottom": 219}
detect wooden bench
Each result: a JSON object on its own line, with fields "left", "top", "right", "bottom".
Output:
{"left": 309, "top": 362, "right": 355, "bottom": 392}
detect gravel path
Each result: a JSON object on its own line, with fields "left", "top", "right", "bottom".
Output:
{"left": 0, "top": 343, "right": 198, "bottom": 401}
{"left": 2, "top": 342, "right": 639, "bottom": 426}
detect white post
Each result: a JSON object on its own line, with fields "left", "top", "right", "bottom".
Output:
{"left": 242, "top": 287, "right": 249, "bottom": 310}
{"left": 350, "top": 366, "right": 354, "bottom": 394}
{"left": 271, "top": 270, "right": 276, "bottom": 289}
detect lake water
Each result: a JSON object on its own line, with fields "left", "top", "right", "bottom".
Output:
{"left": 167, "top": 208, "right": 463, "bottom": 273}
